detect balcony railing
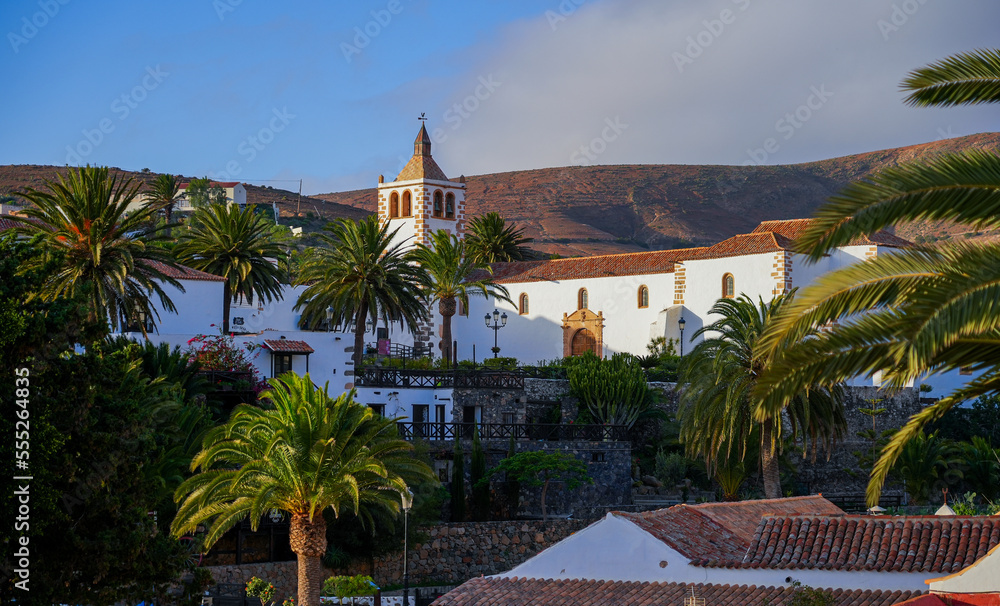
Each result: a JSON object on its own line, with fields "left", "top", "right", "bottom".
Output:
{"left": 394, "top": 421, "right": 628, "bottom": 442}
{"left": 355, "top": 367, "right": 526, "bottom": 389}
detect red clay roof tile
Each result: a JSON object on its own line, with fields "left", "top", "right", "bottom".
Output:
{"left": 431, "top": 577, "right": 922, "bottom": 606}
{"left": 752, "top": 218, "right": 912, "bottom": 249}
{"left": 261, "top": 339, "right": 315, "bottom": 354}
{"left": 724, "top": 516, "right": 1000, "bottom": 573}
{"left": 613, "top": 496, "right": 843, "bottom": 562}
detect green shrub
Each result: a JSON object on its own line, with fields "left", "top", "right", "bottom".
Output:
{"left": 483, "top": 356, "right": 518, "bottom": 370}
{"left": 567, "top": 352, "right": 651, "bottom": 429}
{"left": 655, "top": 450, "right": 688, "bottom": 487}
{"left": 322, "top": 575, "right": 377, "bottom": 598}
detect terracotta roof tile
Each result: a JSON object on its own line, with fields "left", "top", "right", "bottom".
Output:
{"left": 752, "top": 218, "right": 912, "bottom": 249}
{"left": 431, "top": 577, "right": 922, "bottom": 606}
{"left": 613, "top": 496, "right": 843, "bottom": 562}
{"left": 724, "top": 516, "right": 1000, "bottom": 573}
{"left": 261, "top": 339, "right": 315, "bottom": 354}
{"left": 147, "top": 260, "right": 226, "bottom": 282}
{"left": 686, "top": 231, "right": 796, "bottom": 260}
{"left": 484, "top": 247, "right": 706, "bottom": 284}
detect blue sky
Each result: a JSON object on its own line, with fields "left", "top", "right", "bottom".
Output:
{"left": 2, "top": 0, "right": 998, "bottom": 195}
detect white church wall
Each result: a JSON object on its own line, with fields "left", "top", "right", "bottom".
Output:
{"left": 680, "top": 252, "right": 777, "bottom": 348}
{"left": 449, "top": 271, "right": 676, "bottom": 364}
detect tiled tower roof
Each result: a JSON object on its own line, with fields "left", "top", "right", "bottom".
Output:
{"left": 396, "top": 125, "right": 449, "bottom": 181}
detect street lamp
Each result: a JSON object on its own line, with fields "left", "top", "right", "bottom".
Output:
{"left": 484, "top": 309, "right": 508, "bottom": 358}
{"left": 325, "top": 306, "right": 334, "bottom": 332}
{"left": 401, "top": 489, "right": 414, "bottom": 606}
{"left": 678, "top": 315, "right": 686, "bottom": 357}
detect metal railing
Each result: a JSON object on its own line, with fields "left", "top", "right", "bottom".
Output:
{"left": 355, "top": 367, "right": 526, "bottom": 389}
{"left": 394, "top": 421, "right": 628, "bottom": 442}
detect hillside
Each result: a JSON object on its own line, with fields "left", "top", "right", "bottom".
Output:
{"left": 3, "top": 133, "right": 998, "bottom": 257}
{"left": 0, "top": 165, "right": 369, "bottom": 228}
{"left": 316, "top": 133, "right": 1000, "bottom": 256}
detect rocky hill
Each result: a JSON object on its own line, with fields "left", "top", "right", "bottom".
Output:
{"left": 3, "top": 133, "right": 998, "bottom": 257}
{"left": 316, "top": 132, "right": 1000, "bottom": 256}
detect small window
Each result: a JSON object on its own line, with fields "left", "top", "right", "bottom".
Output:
{"left": 402, "top": 190, "right": 412, "bottom": 216}
{"left": 502, "top": 412, "right": 515, "bottom": 424}
{"left": 638, "top": 285, "right": 649, "bottom": 309}
{"left": 433, "top": 190, "right": 443, "bottom": 218}
{"left": 445, "top": 193, "right": 455, "bottom": 219}
{"left": 273, "top": 353, "right": 293, "bottom": 376}
{"left": 369, "top": 404, "right": 386, "bottom": 417}
{"left": 519, "top": 293, "right": 529, "bottom": 315}
{"left": 578, "top": 288, "right": 588, "bottom": 310}
{"left": 591, "top": 452, "right": 606, "bottom": 463}
{"left": 722, "top": 273, "right": 735, "bottom": 299}
{"left": 389, "top": 192, "right": 399, "bottom": 218}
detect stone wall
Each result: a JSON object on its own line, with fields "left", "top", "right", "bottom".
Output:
{"left": 206, "top": 560, "right": 297, "bottom": 602}
{"left": 326, "top": 519, "right": 589, "bottom": 586}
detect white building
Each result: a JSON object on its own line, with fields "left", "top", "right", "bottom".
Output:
{"left": 126, "top": 180, "right": 247, "bottom": 214}
{"left": 116, "top": 125, "right": 972, "bottom": 410}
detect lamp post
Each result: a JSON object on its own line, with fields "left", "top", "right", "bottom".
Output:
{"left": 401, "top": 489, "right": 413, "bottom": 606}
{"left": 325, "top": 306, "right": 334, "bottom": 333}
{"left": 678, "top": 315, "right": 686, "bottom": 357}
{"left": 484, "top": 309, "right": 508, "bottom": 358}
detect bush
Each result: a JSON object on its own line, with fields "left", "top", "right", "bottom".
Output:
{"left": 655, "top": 450, "right": 688, "bottom": 486}
{"left": 567, "top": 352, "right": 651, "bottom": 429}
{"left": 483, "top": 356, "right": 518, "bottom": 370}
{"left": 322, "top": 575, "right": 377, "bottom": 599}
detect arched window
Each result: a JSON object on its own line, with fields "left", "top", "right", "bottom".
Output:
{"left": 578, "top": 288, "right": 588, "bottom": 310}
{"left": 519, "top": 293, "right": 529, "bottom": 315}
{"left": 389, "top": 192, "right": 399, "bottom": 218}
{"left": 445, "top": 192, "right": 455, "bottom": 218}
{"left": 722, "top": 273, "right": 735, "bottom": 299}
{"left": 433, "top": 190, "right": 443, "bottom": 217}
{"left": 402, "top": 190, "right": 412, "bottom": 217}
{"left": 638, "top": 285, "right": 649, "bottom": 309}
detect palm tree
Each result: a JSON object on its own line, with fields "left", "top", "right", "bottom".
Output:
{"left": 146, "top": 173, "right": 182, "bottom": 235}
{"left": 294, "top": 216, "right": 428, "bottom": 367}
{"left": 465, "top": 212, "right": 534, "bottom": 264}
{"left": 11, "top": 165, "right": 183, "bottom": 335}
{"left": 678, "top": 294, "right": 845, "bottom": 499}
{"left": 754, "top": 48, "right": 1000, "bottom": 505}
{"left": 175, "top": 203, "right": 285, "bottom": 333}
{"left": 412, "top": 230, "right": 510, "bottom": 364}
{"left": 892, "top": 431, "right": 963, "bottom": 505}
{"left": 171, "top": 372, "right": 432, "bottom": 606}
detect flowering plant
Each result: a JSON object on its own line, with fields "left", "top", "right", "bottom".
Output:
{"left": 245, "top": 576, "right": 276, "bottom": 605}
{"left": 186, "top": 325, "right": 267, "bottom": 393}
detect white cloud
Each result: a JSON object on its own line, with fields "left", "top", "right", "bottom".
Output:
{"left": 419, "top": 0, "right": 999, "bottom": 177}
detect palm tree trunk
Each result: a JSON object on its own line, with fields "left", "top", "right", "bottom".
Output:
{"left": 165, "top": 204, "right": 173, "bottom": 238}
{"left": 354, "top": 303, "right": 368, "bottom": 368}
{"left": 760, "top": 419, "right": 781, "bottom": 499}
{"left": 439, "top": 297, "right": 456, "bottom": 364}
{"left": 290, "top": 513, "right": 328, "bottom": 606}
{"left": 222, "top": 281, "right": 231, "bottom": 334}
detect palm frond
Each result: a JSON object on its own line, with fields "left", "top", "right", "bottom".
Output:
{"left": 901, "top": 48, "right": 1000, "bottom": 107}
